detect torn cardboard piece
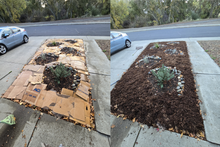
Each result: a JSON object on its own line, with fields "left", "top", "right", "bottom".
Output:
{"left": 23, "top": 65, "right": 45, "bottom": 73}
{"left": 69, "top": 56, "right": 85, "bottom": 63}
{"left": 80, "top": 74, "right": 88, "bottom": 82}
{"left": 12, "top": 71, "right": 32, "bottom": 87}
{"left": 4, "top": 86, "right": 27, "bottom": 99}
{"left": 29, "top": 73, "right": 43, "bottom": 84}
{"left": 22, "top": 84, "right": 47, "bottom": 105}
{"left": 70, "top": 60, "right": 86, "bottom": 71}
{"left": 75, "top": 81, "right": 91, "bottom": 101}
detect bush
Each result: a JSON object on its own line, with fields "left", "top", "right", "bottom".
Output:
{"left": 50, "top": 63, "right": 71, "bottom": 84}
{"left": 192, "top": 12, "right": 199, "bottom": 20}
{"left": 151, "top": 64, "right": 174, "bottom": 88}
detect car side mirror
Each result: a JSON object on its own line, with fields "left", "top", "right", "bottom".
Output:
{"left": 18, "top": 29, "right": 21, "bottom": 32}
{"left": 3, "top": 34, "right": 9, "bottom": 38}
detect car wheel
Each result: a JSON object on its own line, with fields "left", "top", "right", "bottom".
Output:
{"left": 23, "top": 35, "right": 29, "bottom": 43}
{"left": 0, "top": 44, "right": 7, "bottom": 55}
{"left": 125, "top": 40, "right": 131, "bottom": 48}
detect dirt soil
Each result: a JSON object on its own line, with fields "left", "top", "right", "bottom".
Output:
{"left": 111, "top": 41, "right": 205, "bottom": 138}
{"left": 43, "top": 67, "right": 80, "bottom": 93}
{"left": 198, "top": 40, "right": 220, "bottom": 67}
{"left": 35, "top": 54, "right": 58, "bottom": 65}
{"left": 95, "top": 40, "right": 110, "bottom": 60}
{"left": 61, "top": 47, "right": 78, "bottom": 55}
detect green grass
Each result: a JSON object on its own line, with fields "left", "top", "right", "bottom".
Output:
{"left": 210, "top": 55, "right": 216, "bottom": 60}
{"left": 205, "top": 49, "right": 209, "bottom": 52}
{"left": 103, "top": 50, "right": 106, "bottom": 52}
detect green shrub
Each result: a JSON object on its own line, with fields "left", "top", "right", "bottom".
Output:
{"left": 40, "top": 53, "right": 46, "bottom": 60}
{"left": 143, "top": 56, "right": 149, "bottom": 64}
{"left": 154, "top": 43, "right": 160, "bottom": 48}
{"left": 151, "top": 64, "right": 174, "bottom": 88}
{"left": 50, "top": 63, "right": 71, "bottom": 84}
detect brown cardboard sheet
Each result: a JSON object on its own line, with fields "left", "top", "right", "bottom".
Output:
{"left": 70, "top": 60, "right": 86, "bottom": 71}
{"left": 23, "top": 65, "right": 45, "bottom": 73}
{"left": 12, "top": 71, "right": 32, "bottom": 87}
{"left": 22, "top": 84, "right": 47, "bottom": 105}
{"left": 29, "top": 73, "right": 43, "bottom": 84}
{"left": 75, "top": 81, "right": 91, "bottom": 101}
{"left": 6, "top": 86, "right": 27, "bottom": 99}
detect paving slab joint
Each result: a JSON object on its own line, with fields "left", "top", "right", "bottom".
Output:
{"left": 193, "top": 72, "right": 220, "bottom": 75}
{"left": 133, "top": 127, "right": 142, "bottom": 147}
{"left": 89, "top": 72, "right": 110, "bottom": 76}
{"left": 27, "top": 114, "right": 42, "bottom": 147}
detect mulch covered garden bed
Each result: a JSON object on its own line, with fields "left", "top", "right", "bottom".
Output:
{"left": 111, "top": 41, "right": 205, "bottom": 139}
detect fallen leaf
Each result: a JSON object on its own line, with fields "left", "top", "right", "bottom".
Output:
{"left": 169, "top": 128, "right": 174, "bottom": 131}
{"left": 88, "top": 128, "right": 91, "bottom": 132}
{"left": 140, "top": 125, "right": 144, "bottom": 128}
{"left": 180, "top": 132, "right": 183, "bottom": 138}
{"left": 132, "top": 118, "right": 136, "bottom": 122}
{"left": 197, "top": 138, "right": 200, "bottom": 141}
{"left": 200, "top": 132, "right": 204, "bottom": 138}
{"left": 111, "top": 125, "right": 115, "bottom": 129}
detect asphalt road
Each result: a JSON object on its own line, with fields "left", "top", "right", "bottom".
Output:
{"left": 24, "top": 23, "right": 110, "bottom": 36}
{"left": 127, "top": 26, "right": 220, "bottom": 41}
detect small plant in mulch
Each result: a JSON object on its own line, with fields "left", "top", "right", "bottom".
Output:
{"left": 135, "top": 55, "right": 161, "bottom": 68}
{"left": 155, "top": 42, "right": 160, "bottom": 48}
{"left": 151, "top": 64, "right": 175, "bottom": 88}
{"left": 65, "top": 39, "right": 77, "bottom": 44}
{"left": 35, "top": 53, "right": 59, "bottom": 65}
{"left": 61, "top": 47, "right": 79, "bottom": 55}
{"left": 47, "top": 41, "right": 63, "bottom": 47}
{"left": 150, "top": 43, "right": 167, "bottom": 50}
{"left": 50, "top": 63, "right": 71, "bottom": 84}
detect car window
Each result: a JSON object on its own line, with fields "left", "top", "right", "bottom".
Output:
{"left": 111, "top": 32, "right": 121, "bottom": 38}
{"left": 12, "top": 28, "right": 20, "bottom": 33}
{"left": 2, "top": 29, "right": 12, "bottom": 37}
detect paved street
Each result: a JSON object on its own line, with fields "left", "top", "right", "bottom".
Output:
{"left": 126, "top": 26, "right": 220, "bottom": 41}
{"left": 24, "top": 23, "right": 110, "bottom": 36}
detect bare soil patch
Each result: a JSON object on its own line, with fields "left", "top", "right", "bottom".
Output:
{"left": 95, "top": 40, "right": 110, "bottom": 60}
{"left": 198, "top": 40, "right": 220, "bottom": 67}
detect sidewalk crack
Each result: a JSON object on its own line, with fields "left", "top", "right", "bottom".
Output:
{"left": 133, "top": 127, "right": 142, "bottom": 147}
{"left": 27, "top": 114, "right": 42, "bottom": 147}
{"left": 194, "top": 72, "right": 220, "bottom": 75}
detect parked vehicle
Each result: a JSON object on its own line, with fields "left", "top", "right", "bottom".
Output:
{"left": 0, "top": 26, "right": 29, "bottom": 55}
{"left": 110, "top": 31, "right": 131, "bottom": 54}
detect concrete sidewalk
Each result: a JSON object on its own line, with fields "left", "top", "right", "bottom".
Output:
{"left": 111, "top": 37, "right": 220, "bottom": 146}
{"left": 0, "top": 36, "right": 110, "bottom": 147}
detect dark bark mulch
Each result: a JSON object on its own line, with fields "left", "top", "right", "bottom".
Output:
{"left": 111, "top": 41, "right": 205, "bottom": 136}
{"left": 43, "top": 67, "right": 80, "bottom": 93}
{"left": 35, "top": 54, "right": 58, "bottom": 65}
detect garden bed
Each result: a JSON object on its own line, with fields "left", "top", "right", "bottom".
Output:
{"left": 111, "top": 41, "right": 205, "bottom": 139}
{"left": 2, "top": 39, "right": 95, "bottom": 130}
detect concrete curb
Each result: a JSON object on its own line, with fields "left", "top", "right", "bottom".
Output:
{"left": 0, "top": 22, "right": 110, "bottom": 28}
{"left": 114, "top": 24, "right": 220, "bottom": 33}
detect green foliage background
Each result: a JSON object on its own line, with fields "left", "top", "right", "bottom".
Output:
{"left": 0, "top": 0, "right": 110, "bottom": 23}
{"left": 111, "top": 0, "right": 220, "bottom": 29}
